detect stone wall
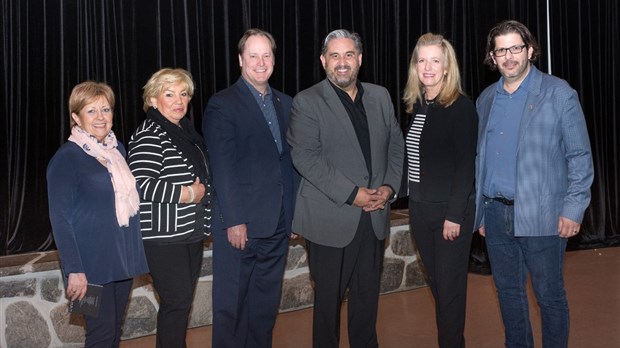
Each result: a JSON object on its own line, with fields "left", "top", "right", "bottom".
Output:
{"left": 0, "top": 215, "right": 426, "bottom": 348}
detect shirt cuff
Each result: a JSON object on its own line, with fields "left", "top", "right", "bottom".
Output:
{"left": 346, "top": 186, "right": 359, "bottom": 205}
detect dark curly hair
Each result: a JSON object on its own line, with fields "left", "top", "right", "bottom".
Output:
{"left": 483, "top": 20, "right": 541, "bottom": 70}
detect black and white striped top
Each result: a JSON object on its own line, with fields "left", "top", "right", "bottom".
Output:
{"left": 406, "top": 109, "right": 428, "bottom": 182}
{"left": 128, "top": 119, "right": 211, "bottom": 243}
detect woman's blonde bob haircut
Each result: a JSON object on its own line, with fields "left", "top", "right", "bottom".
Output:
{"left": 68, "top": 81, "right": 115, "bottom": 128}
{"left": 142, "top": 68, "right": 195, "bottom": 112}
{"left": 403, "top": 33, "right": 463, "bottom": 113}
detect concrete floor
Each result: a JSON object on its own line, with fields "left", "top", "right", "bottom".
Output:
{"left": 121, "top": 247, "right": 620, "bottom": 348}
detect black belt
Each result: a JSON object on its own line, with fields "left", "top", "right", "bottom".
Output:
{"left": 489, "top": 196, "right": 514, "bottom": 206}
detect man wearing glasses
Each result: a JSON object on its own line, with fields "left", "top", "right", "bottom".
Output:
{"left": 475, "top": 20, "right": 593, "bottom": 348}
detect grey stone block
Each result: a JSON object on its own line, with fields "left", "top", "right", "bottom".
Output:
{"left": 189, "top": 280, "right": 213, "bottom": 327}
{"left": 380, "top": 258, "right": 405, "bottom": 292}
{"left": 0, "top": 252, "right": 60, "bottom": 277}
{"left": 200, "top": 255, "right": 213, "bottom": 277}
{"left": 285, "top": 245, "right": 308, "bottom": 271}
{"left": 391, "top": 229, "right": 415, "bottom": 256}
{"left": 123, "top": 296, "right": 158, "bottom": 339}
{"left": 5, "top": 301, "right": 52, "bottom": 348}
{"left": 41, "top": 277, "right": 63, "bottom": 302}
{"left": 50, "top": 303, "right": 86, "bottom": 343}
{"left": 405, "top": 259, "right": 428, "bottom": 288}
{"left": 0, "top": 278, "right": 36, "bottom": 298}
{"left": 279, "top": 273, "right": 314, "bottom": 311}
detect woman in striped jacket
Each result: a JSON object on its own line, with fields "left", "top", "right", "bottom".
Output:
{"left": 128, "top": 68, "right": 212, "bottom": 347}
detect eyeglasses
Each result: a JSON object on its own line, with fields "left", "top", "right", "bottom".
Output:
{"left": 492, "top": 44, "right": 528, "bottom": 57}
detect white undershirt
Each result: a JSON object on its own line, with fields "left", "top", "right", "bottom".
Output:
{"left": 406, "top": 111, "right": 427, "bottom": 183}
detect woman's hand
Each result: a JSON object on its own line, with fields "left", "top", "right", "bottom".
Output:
{"left": 66, "top": 273, "right": 88, "bottom": 301}
{"left": 183, "top": 177, "right": 206, "bottom": 203}
{"left": 442, "top": 220, "right": 461, "bottom": 241}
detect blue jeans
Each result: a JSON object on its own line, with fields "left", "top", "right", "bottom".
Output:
{"left": 484, "top": 198, "right": 569, "bottom": 348}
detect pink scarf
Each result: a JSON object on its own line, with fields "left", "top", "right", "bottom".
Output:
{"left": 69, "top": 127, "right": 140, "bottom": 227}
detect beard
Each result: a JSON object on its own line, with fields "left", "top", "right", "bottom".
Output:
{"left": 325, "top": 64, "right": 359, "bottom": 89}
{"left": 498, "top": 58, "right": 529, "bottom": 81}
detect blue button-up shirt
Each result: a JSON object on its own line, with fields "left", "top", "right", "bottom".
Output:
{"left": 482, "top": 68, "right": 534, "bottom": 199}
{"left": 242, "top": 78, "right": 283, "bottom": 153}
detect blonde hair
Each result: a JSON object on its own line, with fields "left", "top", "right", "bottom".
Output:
{"left": 142, "top": 68, "right": 195, "bottom": 112}
{"left": 403, "top": 33, "right": 463, "bottom": 113}
{"left": 68, "top": 81, "right": 115, "bottom": 128}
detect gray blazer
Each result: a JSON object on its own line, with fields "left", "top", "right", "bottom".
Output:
{"left": 287, "top": 79, "right": 404, "bottom": 247}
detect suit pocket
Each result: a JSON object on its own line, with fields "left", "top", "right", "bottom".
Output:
{"left": 299, "top": 182, "right": 334, "bottom": 204}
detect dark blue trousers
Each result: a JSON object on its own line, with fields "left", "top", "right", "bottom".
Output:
{"left": 212, "top": 207, "right": 289, "bottom": 348}
{"left": 84, "top": 278, "right": 133, "bottom": 347}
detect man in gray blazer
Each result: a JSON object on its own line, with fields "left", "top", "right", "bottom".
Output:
{"left": 475, "top": 20, "right": 593, "bottom": 348}
{"left": 287, "top": 29, "right": 404, "bottom": 347}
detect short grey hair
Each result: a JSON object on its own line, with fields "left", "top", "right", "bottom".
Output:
{"left": 321, "top": 29, "right": 363, "bottom": 56}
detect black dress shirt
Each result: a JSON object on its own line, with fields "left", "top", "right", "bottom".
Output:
{"left": 329, "top": 80, "right": 372, "bottom": 204}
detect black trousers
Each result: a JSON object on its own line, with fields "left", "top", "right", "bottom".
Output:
{"left": 409, "top": 199, "right": 474, "bottom": 348}
{"left": 144, "top": 240, "right": 204, "bottom": 348}
{"left": 84, "top": 278, "right": 133, "bottom": 348}
{"left": 306, "top": 212, "right": 384, "bottom": 348}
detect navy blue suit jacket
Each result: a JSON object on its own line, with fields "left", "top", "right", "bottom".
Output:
{"left": 203, "top": 78, "right": 297, "bottom": 238}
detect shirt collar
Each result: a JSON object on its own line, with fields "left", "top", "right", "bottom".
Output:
{"left": 496, "top": 64, "right": 534, "bottom": 95}
{"left": 241, "top": 77, "right": 272, "bottom": 98}
{"left": 328, "top": 79, "right": 364, "bottom": 103}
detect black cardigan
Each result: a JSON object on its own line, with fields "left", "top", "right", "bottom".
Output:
{"left": 405, "top": 94, "right": 478, "bottom": 223}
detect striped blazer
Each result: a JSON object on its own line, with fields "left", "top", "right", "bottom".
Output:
{"left": 128, "top": 119, "right": 211, "bottom": 242}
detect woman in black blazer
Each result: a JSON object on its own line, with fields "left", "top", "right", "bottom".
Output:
{"left": 402, "top": 33, "right": 478, "bottom": 348}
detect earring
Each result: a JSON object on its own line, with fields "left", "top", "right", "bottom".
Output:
{"left": 153, "top": 106, "right": 157, "bottom": 109}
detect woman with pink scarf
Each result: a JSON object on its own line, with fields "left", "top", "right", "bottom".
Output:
{"left": 47, "top": 81, "right": 149, "bottom": 347}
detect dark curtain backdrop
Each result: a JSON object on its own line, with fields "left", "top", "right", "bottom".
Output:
{"left": 2, "top": 0, "right": 618, "bottom": 255}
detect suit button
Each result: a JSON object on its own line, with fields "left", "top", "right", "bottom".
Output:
{"left": 364, "top": 176, "right": 369, "bottom": 180}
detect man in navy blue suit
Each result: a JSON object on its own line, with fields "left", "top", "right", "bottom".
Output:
{"left": 203, "top": 28, "right": 297, "bottom": 347}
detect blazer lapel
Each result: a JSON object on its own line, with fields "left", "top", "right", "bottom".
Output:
{"left": 517, "top": 66, "right": 544, "bottom": 154}
{"left": 478, "top": 100, "right": 492, "bottom": 163}
{"left": 234, "top": 79, "right": 281, "bottom": 151}
{"left": 272, "top": 91, "right": 288, "bottom": 149}
{"left": 362, "top": 86, "right": 382, "bottom": 174}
